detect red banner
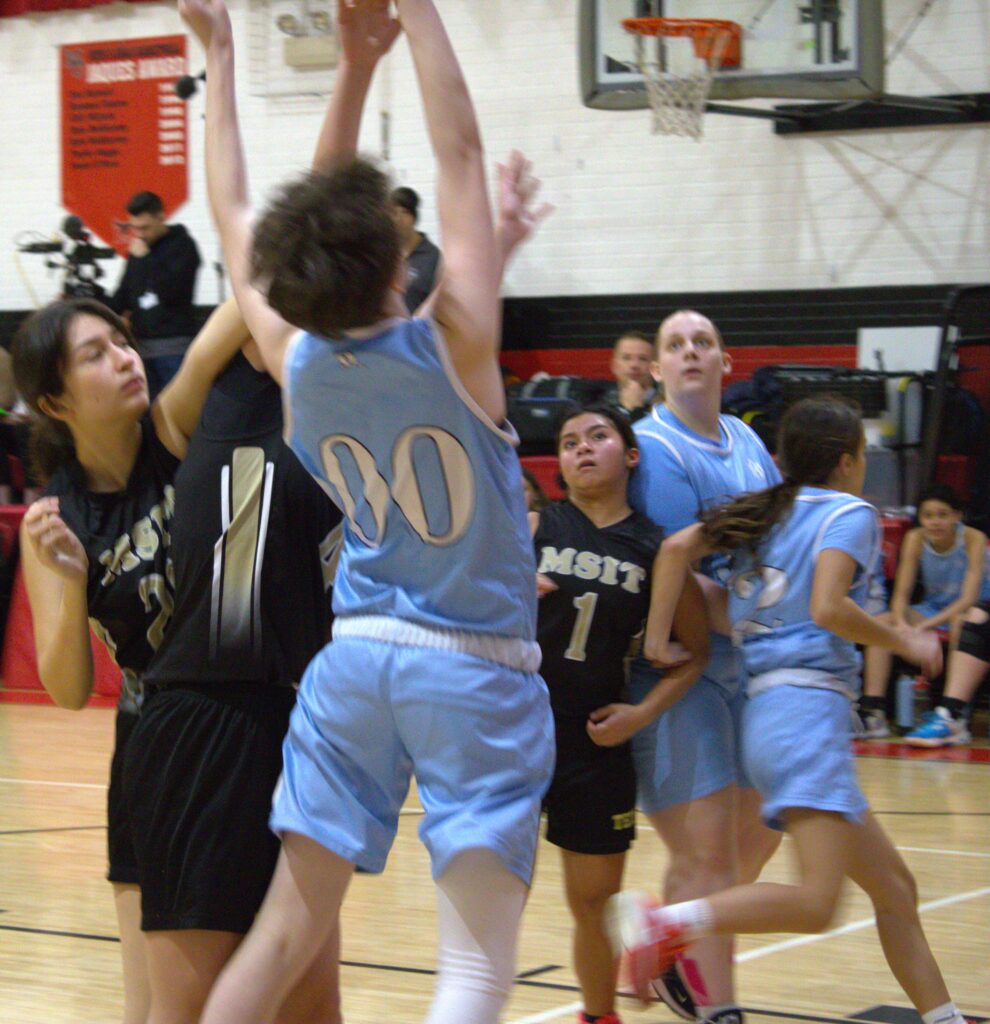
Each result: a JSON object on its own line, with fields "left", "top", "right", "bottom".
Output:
{"left": 0, "top": 0, "right": 158, "bottom": 17}
{"left": 61, "top": 35, "right": 189, "bottom": 253}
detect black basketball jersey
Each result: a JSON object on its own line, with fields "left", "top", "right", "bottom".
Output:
{"left": 145, "top": 353, "right": 341, "bottom": 689}
{"left": 47, "top": 417, "right": 180, "bottom": 712}
{"left": 535, "top": 501, "right": 663, "bottom": 719}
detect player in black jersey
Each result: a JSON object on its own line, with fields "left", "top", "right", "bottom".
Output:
{"left": 12, "top": 296, "right": 250, "bottom": 1024}
{"left": 122, "top": 338, "right": 343, "bottom": 1024}
{"left": 533, "top": 404, "right": 709, "bottom": 1024}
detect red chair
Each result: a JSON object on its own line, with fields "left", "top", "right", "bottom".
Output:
{"left": 1, "top": 563, "right": 122, "bottom": 702}
{"left": 521, "top": 455, "right": 566, "bottom": 502}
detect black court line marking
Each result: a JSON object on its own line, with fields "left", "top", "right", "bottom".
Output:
{"left": 514, "top": 964, "right": 561, "bottom": 979}
{"left": 0, "top": 923, "right": 119, "bottom": 943}
{"left": 0, "top": 824, "right": 106, "bottom": 837}
{"left": 0, "top": 936, "right": 950, "bottom": 1024}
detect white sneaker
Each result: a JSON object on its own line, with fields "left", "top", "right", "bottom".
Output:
{"left": 860, "top": 708, "right": 890, "bottom": 739}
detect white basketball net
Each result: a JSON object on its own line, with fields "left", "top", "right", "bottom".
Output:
{"left": 631, "top": 27, "right": 732, "bottom": 141}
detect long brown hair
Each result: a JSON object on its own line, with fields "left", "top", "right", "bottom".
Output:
{"left": 700, "top": 397, "right": 863, "bottom": 553}
{"left": 12, "top": 298, "right": 136, "bottom": 484}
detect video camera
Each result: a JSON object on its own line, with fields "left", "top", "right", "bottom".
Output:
{"left": 17, "top": 215, "right": 117, "bottom": 299}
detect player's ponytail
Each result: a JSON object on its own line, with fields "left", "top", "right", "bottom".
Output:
{"left": 700, "top": 397, "right": 864, "bottom": 553}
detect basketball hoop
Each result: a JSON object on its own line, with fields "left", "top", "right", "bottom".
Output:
{"left": 622, "top": 18, "right": 742, "bottom": 140}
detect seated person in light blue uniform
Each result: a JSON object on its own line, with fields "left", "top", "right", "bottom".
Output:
{"left": 626, "top": 309, "right": 781, "bottom": 1022}
{"left": 861, "top": 483, "right": 990, "bottom": 737}
{"left": 609, "top": 399, "right": 969, "bottom": 1024}
{"left": 183, "top": 2, "right": 554, "bottom": 1023}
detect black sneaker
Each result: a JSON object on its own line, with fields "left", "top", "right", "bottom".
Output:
{"left": 705, "top": 1010, "right": 744, "bottom": 1024}
{"left": 649, "top": 964, "right": 696, "bottom": 1021}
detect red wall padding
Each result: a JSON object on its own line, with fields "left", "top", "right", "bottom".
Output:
{"left": 501, "top": 344, "right": 857, "bottom": 385}
{"left": 2, "top": 565, "right": 122, "bottom": 702}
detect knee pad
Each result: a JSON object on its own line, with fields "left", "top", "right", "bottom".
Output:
{"left": 958, "top": 604, "right": 990, "bottom": 662}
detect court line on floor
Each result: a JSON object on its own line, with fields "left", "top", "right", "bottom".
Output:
{"left": 0, "top": 776, "right": 105, "bottom": 790}
{"left": 896, "top": 844, "right": 990, "bottom": 859}
{"left": 0, "top": 824, "right": 105, "bottom": 837}
{"left": 737, "top": 883, "right": 990, "bottom": 963}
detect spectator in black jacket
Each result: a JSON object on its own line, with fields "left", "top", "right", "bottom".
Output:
{"left": 391, "top": 186, "right": 442, "bottom": 313}
{"left": 109, "top": 191, "right": 201, "bottom": 400}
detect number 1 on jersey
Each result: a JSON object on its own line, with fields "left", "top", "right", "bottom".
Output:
{"left": 565, "top": 591, "right": 599, "bottom": 661}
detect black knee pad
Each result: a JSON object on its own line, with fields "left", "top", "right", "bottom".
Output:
{"left": 957, "top": 603, "right": 990, "bottom": 663}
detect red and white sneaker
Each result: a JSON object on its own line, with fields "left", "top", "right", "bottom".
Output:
{"left": 605, "top": 891, "right": 689, "bottom": 1004}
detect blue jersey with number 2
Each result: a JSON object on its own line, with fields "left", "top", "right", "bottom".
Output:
{"left": 283, "top": 318, "right": 536, "bottom": 640}
{"left": 728, "top": 488, "right": 881, "bottom": 692}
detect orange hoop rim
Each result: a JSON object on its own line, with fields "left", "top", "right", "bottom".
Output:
{"left": 621, "top": 17, "right": 741, "bottom": 40}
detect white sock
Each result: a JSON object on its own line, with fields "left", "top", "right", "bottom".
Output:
{"left": 922, "top": 1002, "right": 966, "bottom": 1024}
{"left": 658, "top": 898, "right": 716, "bottom": 942}
{"left": 426, "top": 848, "right": 528, "bottom": 1024}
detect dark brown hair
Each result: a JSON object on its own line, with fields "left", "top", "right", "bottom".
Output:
{"left": 554, "top": 402, "right": 639, "bottom": 492}
{"left": 11, "top": 298, "right": 136, "bottom": 483}
{"left": 126, "top": 191, "right": 164, "bottom": 216}
{"left": 251, "top": 158, "right": 401, "bottom": 337}
{"left": 613, "top": 330, "right": 653, "bottom": 352}
{"left": 700, "top": 397, "right": 863, "bottom": 553}
{"left": 521, "top": 467, "right": 550, "bottom": 511}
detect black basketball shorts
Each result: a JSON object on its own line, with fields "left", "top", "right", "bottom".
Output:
{"left": 958, "top": 600, "right": 990, "bottom": 663}
{"left": 107, "top": 708, "right": 141, "bottom": 885}
{"left": 543, "top": 716, "right": 637, "bottom": 855}
{"left": 123, "top": 684, "right": 295, "bottom": 933}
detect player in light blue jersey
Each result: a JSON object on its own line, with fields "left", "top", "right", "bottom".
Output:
{"left": 626, "top": 309, "right": 781, "bottom": 1022}
{"left": 861, "top": 483, "right": 990, "bottom": 738}
{"left": 609, "top": 399, "right": 969, "bottom": 1024}
{"left": 182, "top": 1, "right": 554, "bottom": 1022}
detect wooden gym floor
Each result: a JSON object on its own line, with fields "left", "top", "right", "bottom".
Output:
{"left": 1, "top": 703, "right": 988, "bottom": 1023}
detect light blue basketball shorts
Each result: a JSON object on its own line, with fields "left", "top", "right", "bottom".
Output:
{"left": 742, "top": 684, "right": 869, "bottom": 831}
{"left": 630, "top": 635, "right": 751, "bottom": 813}
{"left": 271, "top": 622, "right": 555, "bottom": 885}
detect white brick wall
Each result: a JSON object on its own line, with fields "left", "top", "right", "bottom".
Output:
{"left": 1, "top": 0, "right": 987, "bottom": 311}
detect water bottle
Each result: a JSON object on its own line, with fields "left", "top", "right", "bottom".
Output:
{"left": 895, "top": 674, "right": 916, "bottom": 731}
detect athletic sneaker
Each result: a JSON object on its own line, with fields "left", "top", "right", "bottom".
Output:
{"left": 904, "top": 707, "right": 971, "bottom": 748}
{"left": 649, "top": 963, "right": 697, "bottom": 1021}
{"left": 705, "top": 1010, "right": 744, "bottom": 1024}
{"left": 605, "top": 891, "right": 688, "bottom": 1003}
{"left": 859, "top": 707, "right": 890, "bottom": 739}
{"left": 577, "top": 1013, "right": 622, "bottom": 1024}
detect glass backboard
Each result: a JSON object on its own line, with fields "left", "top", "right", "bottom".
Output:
{"left": 580, "top": 0, "right": 885, "bottom": 107}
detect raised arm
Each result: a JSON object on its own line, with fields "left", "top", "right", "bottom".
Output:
{"left": 179, "top": 0, "right": 294, "bottom": 382}
{"left": 311, "top": 0, "right": 400, "bottom": 172}
{"left": 150, "top": 296, "right": 250, "bottom": 459}
{"left": 494, "top": 151, "right": 553, "bottom": 277}
{"left": 397, "top": 0, "right": 503, "bottom": 422}
{"left": 20, "top": 498, "right": 94, "bottom": 709}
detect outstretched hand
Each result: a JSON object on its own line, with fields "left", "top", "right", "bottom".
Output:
{"left": 338, "top": 0, "right": 402, "bottom": 66}
{"left": 178, "top": 0, "right": 233, "bottom": 50}
{"left": 496, "top": 150, "right": 554, "bottom": 257}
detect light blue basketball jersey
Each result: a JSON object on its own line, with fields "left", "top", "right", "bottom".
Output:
{"left": 630, "top": 404, "right": 781, "bottom": 581}
{"left": 283, "top": 317, "right": 536, "bottom": 640}
{"left": 727, "top": 487, "right": 881, "bottom": 695}
{"left": 917, "top": 523, "right": 990, "bottom": 610}
{"left": 628, "top": 404, "right": 781, "bottom": 692}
